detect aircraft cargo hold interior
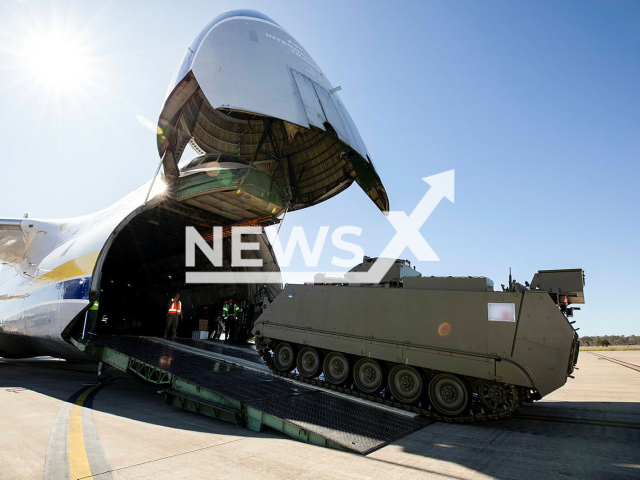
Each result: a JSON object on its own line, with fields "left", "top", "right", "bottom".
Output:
{"left": 76, "top": 202, "right": 280, "bottom": 339}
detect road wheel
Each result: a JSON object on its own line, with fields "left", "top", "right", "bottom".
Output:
{"left": 428, "top": 373, "right": 471, "bottom": 416}
{"left": 255, "top": 335, "right": 271, "bottom": 350}
{"left": 479, "top": 380, "right": 518, "bottom": 413}
{"left": 297, "top": 347, "right": 321, "bottom": 378}
{"left": 273, "top": 342, "right": 295, "bottom": 373}
{"left": 353, "top": 358, "right": 384, "bottom": 394}
{"left": 323, "top": 352, "right": 350, "bottom": 385}
{"left": 388, "top": 365, "right": 424, "bottom": 404}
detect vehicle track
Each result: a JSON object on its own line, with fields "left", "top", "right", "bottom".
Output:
{"left": 258, "top": 347, "right": 521, "bottom": 423}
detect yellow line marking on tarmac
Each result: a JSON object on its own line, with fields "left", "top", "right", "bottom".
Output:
{"left": 514, "top": 414, "right": 640, "bottom": 429}
{"left": 590, "top": 352, "right": 640, "bottom": 372}
{"left": 68, "top": 385, "right": 99, "bottom": 480}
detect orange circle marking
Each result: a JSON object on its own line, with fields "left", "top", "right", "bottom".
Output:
{"left": 438, "top": 322, "right": 452, "bottom": 337}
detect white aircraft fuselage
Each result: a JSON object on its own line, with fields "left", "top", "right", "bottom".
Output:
{"left": 0, "top": 10, "right": 388, "bottom": 360}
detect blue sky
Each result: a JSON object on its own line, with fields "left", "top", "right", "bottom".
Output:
{"left": 0, "top": 0, "right": 638, "bottom": 335}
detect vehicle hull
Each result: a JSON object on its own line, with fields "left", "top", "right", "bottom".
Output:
{"left": 254, "top": 284, "right": 577, "bottom": 397}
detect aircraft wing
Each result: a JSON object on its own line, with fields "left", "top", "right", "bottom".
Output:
{"left": 0, "top": 219, "right": 26, "bottom": 264}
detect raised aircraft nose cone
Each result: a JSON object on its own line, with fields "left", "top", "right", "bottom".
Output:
{"left": 157, "top": 9, "right": 389, "bottom": 214}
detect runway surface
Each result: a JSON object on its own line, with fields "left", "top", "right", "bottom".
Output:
{"left": 0, "top": 349, "right": 638, "bottom": 479}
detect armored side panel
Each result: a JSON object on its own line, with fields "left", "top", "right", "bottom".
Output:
{"left": 510, "top": 291, "right": 577, "bottom": 395}
{"left": 403, "top": 276, "right": 493, "bottom": 292}
{"left": 254, "top": 283, "right": 577, "bottom": 397}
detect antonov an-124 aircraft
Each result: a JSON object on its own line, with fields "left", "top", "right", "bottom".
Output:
{"left": 0, "top": 10, "right": 388, "bottom": 360}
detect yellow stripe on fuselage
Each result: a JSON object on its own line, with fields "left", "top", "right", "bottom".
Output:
{"left": 35, "top": 250, "right": 100, "bottom": 286}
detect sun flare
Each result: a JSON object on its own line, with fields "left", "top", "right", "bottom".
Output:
{"left": 18, "top": 27, "right": 97, "bottom": 93}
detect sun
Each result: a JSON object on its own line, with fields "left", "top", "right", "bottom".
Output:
{"left": 18, "top": 27, "right": 97, "bottom": 94}
{"left": 1, "top": 7, "right": 116, "bottom": 132}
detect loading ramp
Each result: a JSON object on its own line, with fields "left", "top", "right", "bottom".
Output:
{"left": 71, "top": 335, "right": 430, "bottom": 454}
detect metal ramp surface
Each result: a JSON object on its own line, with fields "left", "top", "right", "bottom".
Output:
{"left": 72, "top": 335, "right": 430, "bottom": 454}
{"left": 172, "top": 337, "right": 264, "bottom": 364}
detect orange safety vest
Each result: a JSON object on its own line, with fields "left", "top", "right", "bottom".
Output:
{"left": 168, "top": 300, "right": 182, "bottom": 315}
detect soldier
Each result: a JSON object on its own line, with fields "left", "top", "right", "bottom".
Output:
{"left": 223, "top": 298, "right": 242, "bottom": 343}
{"left": 163, "top": 293, "right": 182, "bottom": 339}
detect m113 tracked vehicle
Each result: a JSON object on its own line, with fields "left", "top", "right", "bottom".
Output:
{"left": 253, "top": 258, "right": 584, "bottom": 422}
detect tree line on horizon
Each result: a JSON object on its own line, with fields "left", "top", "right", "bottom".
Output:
{"left": 579, "top": 335, "right": 639, "bottom": 347}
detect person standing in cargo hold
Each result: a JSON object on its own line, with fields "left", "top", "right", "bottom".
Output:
{"left": 223, "top": 299, "right": 242, "bottom": 343}
{"left": 164, "top": 293, "right": 182, "bottom": 339}
{"left": 87, "top": 300, "right": 99, "bottom": 333}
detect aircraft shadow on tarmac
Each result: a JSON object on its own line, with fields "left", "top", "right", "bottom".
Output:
{"left": 1, "top": 358, "right": 639, "bottom": 480}
{"left": 0, "top": 358, "right": 274, "bottom": 439}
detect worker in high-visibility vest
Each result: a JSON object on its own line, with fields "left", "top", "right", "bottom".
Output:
{"left": 164, "top": 293, "right": 182, "bottom": 339}
{"left": 87, "top": 300, "right": 99, "bottom": 333}
{"left": 222, "top": 298, "right": 242, "bottom": 343}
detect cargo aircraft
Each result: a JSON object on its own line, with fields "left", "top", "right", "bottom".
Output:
{"left": 0, "top": 10, "right": 388, "bottom": 360}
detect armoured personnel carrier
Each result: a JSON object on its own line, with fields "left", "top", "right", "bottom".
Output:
{"left": 253, "top": 258, "right": 584, "bottom": 422}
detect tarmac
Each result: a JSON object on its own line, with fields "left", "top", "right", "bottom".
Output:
{"left": 0, "top": 349, "right": 638, "bottom": 480}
